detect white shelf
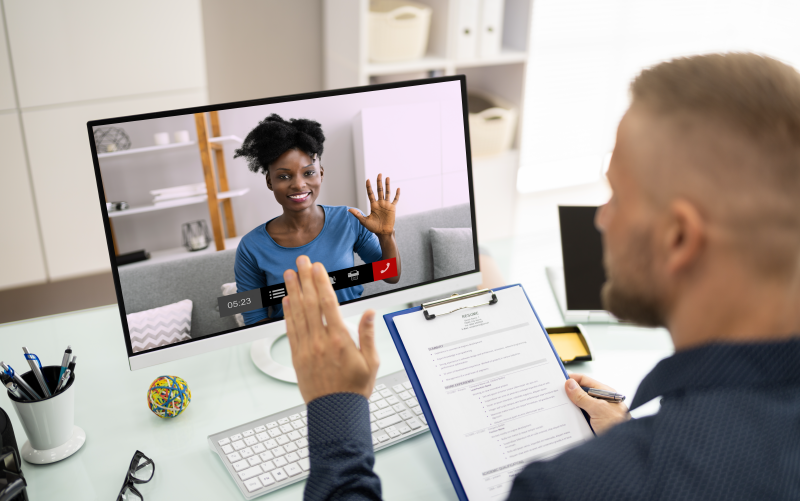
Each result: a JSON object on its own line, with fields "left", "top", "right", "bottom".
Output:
{"left": 97, "top": 141, "right": 196, "bottom": 159}
{"left": 454, "top": 48, "right": 528, "bottom": 69}
{"left": 119, "top": 235, "right": 244, "bottom": 268}
{"left": 107, "top": 188, "right": 249, "bottom": 218}
{"left": 208, "top": 135, "right": 243, "bottom": 144}
{"left": 366, "top": 55, "right": 451, "bottom": 76}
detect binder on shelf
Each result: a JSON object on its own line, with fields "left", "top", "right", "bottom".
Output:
{"left": 478, "top": 0, "right": 505, "bottom": 58}
{"left": 421, "top": 288, "right": 498, "bottom": 320}
{"left": 453, "top": 0, "right": 480, "bottom": 60}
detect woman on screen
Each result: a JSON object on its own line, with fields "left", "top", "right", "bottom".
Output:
{"left": 233, "top": 114, "right": 402, "bottom": 325}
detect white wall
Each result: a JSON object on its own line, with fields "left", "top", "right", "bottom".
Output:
{"left": 0, "top": 0, "right": 208, "bottom": 287}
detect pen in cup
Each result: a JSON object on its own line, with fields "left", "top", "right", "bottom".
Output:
{"left": 67, "top": 356, "right": 77, "bottom": 375}
{"left": 5, "top": 381, "right": 29, "bottom": 401}
{"left": 581, "top": 386, "right": 626, "bottom": 403}
{"left": 22, "top": 347, "right": 51, "bottom": 397}
{"left": 0, "top": 361, "right": 41, "bottom": 400}
{"left": 59, "top": 346, "right": 72, "bottom": 380}
{"left": 54, "top": 369, "right": 71, "bottom": 394}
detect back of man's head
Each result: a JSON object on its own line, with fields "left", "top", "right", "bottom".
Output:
{"left": 630, "top": 53, "right": 800, "bottom": 276}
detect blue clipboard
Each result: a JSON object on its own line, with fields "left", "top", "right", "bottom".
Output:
{"left": 383, "top": 283, "right": 592, "bottom": 501}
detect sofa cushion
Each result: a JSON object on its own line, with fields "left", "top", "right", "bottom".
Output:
{"left": 430, "top": 227, "right": 475, "bottom": 279}
{"left": 127, "top": 299, "right": 192, "bottom": 353}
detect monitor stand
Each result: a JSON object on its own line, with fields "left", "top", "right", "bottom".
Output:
{"left": 249, "top": 321, "right": 361, "bottom": 383}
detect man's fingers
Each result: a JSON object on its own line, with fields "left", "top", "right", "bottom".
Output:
{"left": 312, "top": 262, "right": 347, "bottom": 333}
{"left": 282, "top": 296, "right": 298, "bottom": 348}
{"left": 565, "top": 378, "right": 603, "bottom": 414}
{"left": 283, "top": 269, "right": 309, "bottom": 342}
{"left": 376, "top": 174, "right": 384, "bottom": 201}
{"left": 568, "top": 373, "right": 617, "bottom": 393}
{"left": 296, "top": 256, "right": 325, "bottom": 336}
{"left": 365, "top": 179, "right": 376, "bottom": 203}
{"left": 358, "top": 310, "right": 380, "bottom": 371}
{"left": 348, "top": 208, "right": 368, "bottom": 225}
{"left": 391, "top": 187, "right": 401, "bottom": 205}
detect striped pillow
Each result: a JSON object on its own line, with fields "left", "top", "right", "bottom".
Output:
{"left": 127, "top": 299, "right": 192, "bottom": 353}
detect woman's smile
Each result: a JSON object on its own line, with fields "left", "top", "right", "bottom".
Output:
{"left": 288, "top": 191, "right": 311, "bottom": 202}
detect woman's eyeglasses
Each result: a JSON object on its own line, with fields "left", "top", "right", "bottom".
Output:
{"left": 117, "top": 450, "right": 155, "bottom": 500}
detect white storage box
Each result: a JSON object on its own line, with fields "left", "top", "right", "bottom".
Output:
{"left": 369, "top": 0, "right": 432, "bottom": 62}
{"left": 468, "top": 92, "right": 518, "bottom": 157}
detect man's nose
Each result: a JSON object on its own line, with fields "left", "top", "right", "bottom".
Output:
{"left": 595, "top": 203, "right": 608, "bottom": 233}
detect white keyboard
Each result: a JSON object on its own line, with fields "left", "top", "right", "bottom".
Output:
{"left": 208, "top": 370, "right": 430, "bottom": 499}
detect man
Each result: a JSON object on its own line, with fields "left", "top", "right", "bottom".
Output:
{"left": 281, "top": 53, "right": 800, "bottom": 500}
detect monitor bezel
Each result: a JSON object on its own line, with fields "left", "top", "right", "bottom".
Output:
{"left": 86, "top": 75, "right": 481, "bottom": 369}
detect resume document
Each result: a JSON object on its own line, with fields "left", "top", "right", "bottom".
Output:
{"left": 394, "top": 286, "right": 595, "bottom": 500}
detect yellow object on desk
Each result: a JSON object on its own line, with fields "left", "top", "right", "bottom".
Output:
{"left": 546, "top": 326, "right": 592, "bottom": 364}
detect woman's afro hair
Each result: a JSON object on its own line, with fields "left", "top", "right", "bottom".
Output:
{"left": 233, "top": 113, "right": 325, "bottom": 174}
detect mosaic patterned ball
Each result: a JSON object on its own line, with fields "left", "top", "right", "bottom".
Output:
{"left": 147, "top": 375, "right": 191, "bottom": 418}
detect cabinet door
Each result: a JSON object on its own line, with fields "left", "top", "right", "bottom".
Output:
{"left": 0, "top": 113, "right": 47, "bottom": 290}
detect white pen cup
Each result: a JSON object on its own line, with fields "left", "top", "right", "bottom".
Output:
{"left": 154, "top": 132, "right": 170, "bottom": 145}
{"left": 8, "top": 365, "right": 85, "bottom": 463}
{"left": 173, "top": 130, "right": 190, "bottom": 143}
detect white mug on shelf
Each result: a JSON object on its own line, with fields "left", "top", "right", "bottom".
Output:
{"left": 154, "top": 132, "right": 170, "bottom": 145}
{"left": 174, "top": 130, "right": 191, "bottom": 143}
{"left": 8, "top": 365, "right": 86, "bottom": 464}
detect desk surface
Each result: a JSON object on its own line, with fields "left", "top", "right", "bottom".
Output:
{"left": 0, "top": 235, "right": 673, "bottom": 500}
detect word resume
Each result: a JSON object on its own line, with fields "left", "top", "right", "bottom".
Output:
{"left": 394, "top": 286, "right": 595, "bottom": 500}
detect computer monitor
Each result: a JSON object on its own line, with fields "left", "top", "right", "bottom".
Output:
{"left": 87, "top": 76, "right": 482, "bottom": 374}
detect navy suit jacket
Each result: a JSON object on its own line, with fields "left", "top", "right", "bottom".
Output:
{"left": 304, "top": 339, "right": 800, "bottom": 500}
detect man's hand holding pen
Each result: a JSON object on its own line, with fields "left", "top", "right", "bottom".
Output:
{"left": 565, "top": 373, "right": 631, "bottom": 435}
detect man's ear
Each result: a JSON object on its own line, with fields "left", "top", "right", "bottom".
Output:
{"left": 664, "top": 199, "right": 705, "bottom": 276}
{"left": 265, "top": 170, "right": 273, "bottom": 191}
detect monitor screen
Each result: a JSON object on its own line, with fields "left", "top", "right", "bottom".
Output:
{"left": 88, "top": 77, "right": 479, "bottom": 361}
{"left": 558, "top": 206, "right": 606, "bottom": 311}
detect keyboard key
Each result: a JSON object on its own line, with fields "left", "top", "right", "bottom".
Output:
{"left": 300, "top": 410, "right": 307, "bottom": 417}
{"left": 399, "top": 410, "right": 413, "bottom": 420}
{"left": 230, "top": 433, "right": 243, "bottom": 441}
{"left": 226, "top": 452, "right": 242, "bottom": 462}
{"left": 386, "top": 428, "right": 400, "bottom": 438}
{"left": 244, "top": 436, "right": 258, "bottom": 446}
{"left": 239, "top": 465, "right": 262, "bottom": 481}
{"left": 288, "top": 430, "right": 301, "bottom": 440}
{"left": 232, "top": 440, "right": 246, "bottom": 451}
{"left": 392, "top": 403, "right": 405, "bottom": 412}
{"left": 298, "top": 457, "right": 310, "bottom": 471}
{"left": 232, "top": 460, "right": 249, "bottom": 472}
{"left": 409, "top": 388, "right": 416, "bottom": 397}
{"left": 285, "top": 463, "right": 302, "bottom": 476}
{"left": 289, "top": 413, "right": 301, "bottom": 420}
{"left": 243, "top": 429, "right": 255, "bottom": 437}
{"left": 268, "top": 429, "right": 282, "bottom": 438}
{"left": 369, "top": 393, "right": 382, "bottom": 402}
{"left": 280, "top": 424, "right": 294, "bottom": 433}
{"left": 420, "top": 415, "right": 427, "bottom": 425}
{"left": 261, "top": 460, "right": 275, "bottom": 472}
{"left": 370, "top": 413, "right": 377, "bottom": 422}
{"left": 398, "top": 424, "right": 411, "bottom": 434}
{"left": 375, "top": 384, "right": 386, "bottom": 390}
{"left": 273, "top": 456, "right": 288, "bottom": 467}
{"left": 244, "top": 477, "right": 262, "bottom": 492}
{"left": 380, "top": 389, "right": 392, "bottom": 398}
{"left": 303, "top": 417, "right": 308, "bottom": 425}
{"left": 392, "top": 384, "right": 404, "bottom": 392}
{"left": 371, "top": 422, "right": 379, "bottom": 432}
{"left": 298, "top": 447, "right": 309, "bottom": 458}
{"left": 254, "top": 425, "right": 267, "bottom": 433}
{"left": 256, "top": 432, "right": 269, "bottom": 442}
{"left": 374, "top": 408, "right": 396, "bottom": 419}
{"left": 240, "top": 447, "right": 254, "bottom": 458}
{"left": 300, "top": 427, "right": 308, "bottom": 436}
{"left": 252, "top": 443, "right": 266, "bottom": 454}
{"left": 403, "top": 382, "right": 412, "bottom": 390}
{"left": 284, "top": 442, "right": 298, "bottom": 452}
{"left": 264, "top": 439, "right": 278, "bottom": 449}
{"left": 285, "top": 451, "right": 300, "bottom": 462}
{"left": 292, "top": 420, "right": 304, "bottom": 430}
{"left": 407, "top": 397, "right": 419, "bottom": 407}
{"left": 248, "top": 455, "right": 262, "bottom": 466}
{"left": 221, "top": 444, "right": 233, "bottom": 454}
{"left": 413, "top": 406, "right": 423, "bottom": 415}
{"left": 267, "top": 421, "right": 278, "bottom": 429}
{"left": 369, "top": 403, "right": 379, "bottom": 412}
{"left": 376, "top": 432, "right": 390, "bottom": 442}
{"left": 372, "top": 436, "right": 379, "bottom": 446}
{"left": 398, "top": 391, "right": 411, "bottom": 400}
{"left": 259, "top": 451, "right": 274, "bottom": 461}
{"left": 386, "top": 396, "right": 399, "bottom": 405}
{"left": 278, "top": 418, "right": 290, "bottom": 425}
{"left": 276, "top": 435, "right": 290, "bottom": 445}
{"left": 377, "top": 414, "right": 402, "bottom": 428}
{"left": 376, "top": 400, "right": 389, "bottom": 409}
{"left": 218, "top": 438, "right": 231, "bottom": 446}
{"left": 272, "top": 467, "right": 288, "bottom": 482}
{"left": 272, "top": 445, "right": 286, "bottom": 456}
{"left": 295, "top": 437, "right": 308, "bottom": 448}
{"left": 407, "top": 417, "right": 422, "bottom": 429}
{"left": 259, "top": 472, "right": 275, "bottom": 487}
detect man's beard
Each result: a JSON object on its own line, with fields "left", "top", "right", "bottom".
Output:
{"left": 600, "top": 229, "right": 665, "bottom": 327}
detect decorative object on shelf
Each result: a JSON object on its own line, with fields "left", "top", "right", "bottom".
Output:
{"left": 93, "top": 126, "right": 131, "bottom": 153}
{"left": 106, "top": 201, "right": 129, "bottom": 212}
{"left": 116, "top": 249, "right": 150, "bottom": 266}
{"left": 468, "top": 91, "right": 518, "bottom": 157}
{"left": 151, "top": 183, "right": 207, "bottom": 204}
{"left": 182, "top": 220, "right": 211, "bottom": 251}
{"left": 154, "top": 132, "right": 170, "bottom": 146}
{"left": 369, "top": 0, "right": 432, "bottom": 62}
{"left": 147, "top": 376, "right": 191, "bottom": 419}
{"left": 174, "top": 130, "right": 191, "bottom": 143}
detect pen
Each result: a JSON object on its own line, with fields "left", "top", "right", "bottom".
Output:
{"left": 54, "top": 369, "right": 71, "bottom": 394}
{"left": 581, "top": 386, "right": 626, "bottom": 403}
{"left": 0, "top": 362, "right": 40, "bottom": 400}
{"left": 22, "top": 347, "right": 51, "bottom": 397}
{"left": 5, "top": 381, "right": 30, "bottom": 401}
{"left": 67, "top": 355, "right": 77, "bottom": 375}
{"left": 59, "top": 345, "right": 72, "bottom": 380}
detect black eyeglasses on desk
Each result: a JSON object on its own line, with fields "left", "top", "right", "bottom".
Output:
{"left": 117, "top": 450, "right": 155, "bottom": 501}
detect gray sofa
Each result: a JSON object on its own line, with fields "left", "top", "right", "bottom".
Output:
{"left": 118, "top": 203, "right": 474, "bottom": 339}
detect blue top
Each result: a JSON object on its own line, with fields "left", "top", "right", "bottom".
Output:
{"left": 235, "top": 205, "right": 383, "bottom": 325}
{"left": 303, "top": 338, "right": 800, "bottom": 500}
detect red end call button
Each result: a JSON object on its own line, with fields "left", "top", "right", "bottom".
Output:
{"left": 371, "top": 258, "right": 397, "bottom": 280}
